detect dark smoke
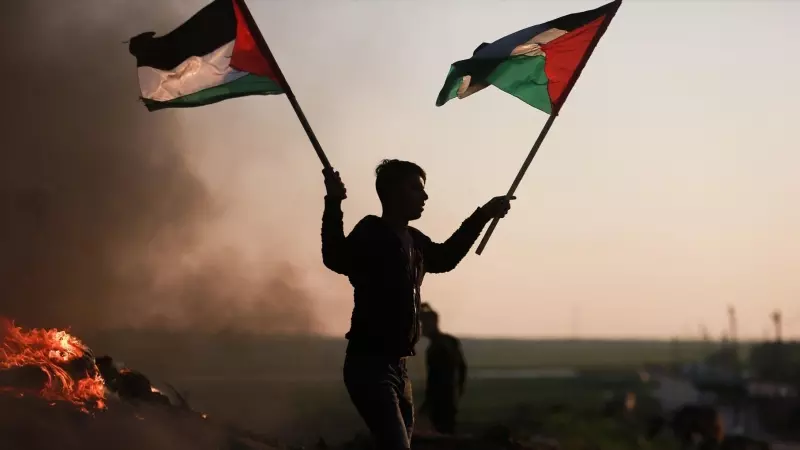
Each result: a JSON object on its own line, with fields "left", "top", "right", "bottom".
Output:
{"left": 0, "top": 0, "right": 318, "bottom": 334}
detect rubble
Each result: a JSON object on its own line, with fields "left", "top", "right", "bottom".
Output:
{"left": 330, "top": 428, "right": 561, "bottom": 450}
{"left": 0, "top": 319, "right": 270, "bottom": 449}
{"left": 0, "top": 391, "right": 287, "bottom": 450}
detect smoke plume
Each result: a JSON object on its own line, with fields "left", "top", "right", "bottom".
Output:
{"left": 0, "top": 0, "right": 318, "bottom": 334}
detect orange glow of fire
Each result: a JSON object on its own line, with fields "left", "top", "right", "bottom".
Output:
{"left": 0, "top": 319, "right": 105, "bottom": 412}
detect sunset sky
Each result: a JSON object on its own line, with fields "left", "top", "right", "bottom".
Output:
{"left": 159, "top": 0, "right": 799, "bottom": 340}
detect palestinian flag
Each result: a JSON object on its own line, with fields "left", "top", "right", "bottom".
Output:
{"left": 129, "top": 0, "right": 285, "bottom": 111}
{"left": 436, "top": 0, "right": 621, "bottom": 115}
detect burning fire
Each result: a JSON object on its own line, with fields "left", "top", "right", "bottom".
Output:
{"left": 0, "top": 319, "right": 105, "bottom": 411}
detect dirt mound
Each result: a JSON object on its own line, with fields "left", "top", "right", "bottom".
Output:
{"left": 328, "top": 428, "right": 559, "bottom": 450}
{"left": 0, "top": 393, "right": 563, "bottom": 450}
{"left": 0, "top": 393, "right": 289, "bottom": 450}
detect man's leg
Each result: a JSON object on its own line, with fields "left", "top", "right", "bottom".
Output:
{"left": 397, "top": 360, "right": 414, "bottom": 443}
{"left": 344, "top": 356, "right": 411, "bottom": 450}
{"left": 428, "top": 391, "right": 457, "bottom": 435}
{"left": 429, "top": 406, "right": 456, "bottom": 435}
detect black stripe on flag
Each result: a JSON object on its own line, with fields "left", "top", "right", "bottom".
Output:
{"left": 129, "top": 0, "right": 237, "bottom": 70}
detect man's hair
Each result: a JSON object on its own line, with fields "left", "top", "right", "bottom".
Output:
{"left": 375, "top": 159, "right": 426, "bottom": 203}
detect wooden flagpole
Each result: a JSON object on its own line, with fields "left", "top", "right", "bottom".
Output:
{"left": 475, "top": 1, "right": 621, "bottom": 255}
{"left": 475, "top": 114, "right": 556, "bottom": 255}
{"left": 234, "top": 0, "right": 332, "bottom": 171}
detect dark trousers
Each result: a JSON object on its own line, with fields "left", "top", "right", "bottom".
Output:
{"left": 343, "top": 354, "right": 414, "bottom": 450}
{"left": 429, "top": 402, "right": 457, "bottom": 435}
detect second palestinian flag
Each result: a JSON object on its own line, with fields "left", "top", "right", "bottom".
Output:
{"left": 129, "top": 0, "right": 284, "bottom": 111}
{"left": 436, "top": 0, "right": 621, "bottom": 115}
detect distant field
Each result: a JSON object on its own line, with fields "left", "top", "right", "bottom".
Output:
{"left": 459, "top": 338, "right": 720, "bottom": 370}
{"left": 85, "top": 330, "right": 724, "bottom": 378}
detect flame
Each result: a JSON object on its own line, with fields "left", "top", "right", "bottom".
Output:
{"left": 0, "top": 319, "right": 105, "bottom": 412}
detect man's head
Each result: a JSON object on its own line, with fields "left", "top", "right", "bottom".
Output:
{"left": 420, "top": 302, "right": 439, "bottom": 338}
{"left": 375, "top": 159, "right": 428, "bottom": 221}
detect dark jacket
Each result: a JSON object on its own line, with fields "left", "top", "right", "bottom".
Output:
{"left": 321, "top": 197, "right": 490, "bottom": 358}
{"left": 425, "top": 332, "right": 467, "bottom": 405}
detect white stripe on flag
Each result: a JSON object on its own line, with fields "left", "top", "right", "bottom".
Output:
{"left": 137, "top": 40, "right": 248, "bottom": 102}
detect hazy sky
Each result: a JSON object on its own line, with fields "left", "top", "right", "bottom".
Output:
{"left": 159, "top": 0, "right": 799, "bottom": 339}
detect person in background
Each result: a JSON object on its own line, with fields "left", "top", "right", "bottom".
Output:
{"left": 419, "top": 302, "right": 467, "bottom": 435}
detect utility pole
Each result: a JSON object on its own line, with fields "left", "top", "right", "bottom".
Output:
{"left": 728, "top": 305, "right": 738, "bottom": 344}
{"left": 727, "top": 305, "right": 741, "bottom": 375}
{"left": 771, "top": 310, "right": 782, "bottom": 343}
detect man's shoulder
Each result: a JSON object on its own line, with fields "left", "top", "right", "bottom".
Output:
{"left": 351, "top": 215, "right": 382, "bottom": 235}
{"left": 442, "top": 333, "right": 461, "bottom": 345}
{"left": 432, "top": 333, "right": 461, "bottom": 348}
{"left": 408, "top": 226, "right": 430, "bottom": 243}
{"left": 354, "top": 214, "right": 380, "bottom": 226}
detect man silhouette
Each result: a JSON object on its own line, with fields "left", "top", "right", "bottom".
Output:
{"left": 419, "top": 302, "right": 467, "bottom": 435}
{"left": 321, "top": 160, "right": 513, "bottom": 450}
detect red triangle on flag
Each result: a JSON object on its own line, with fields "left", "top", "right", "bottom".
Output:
{"left": 230, "top": 0, "right": 281, "bottom": 82}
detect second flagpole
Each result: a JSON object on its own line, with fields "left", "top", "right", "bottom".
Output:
{"left": 475, "top": 1, "right": 621, "bottom": 255}
{"left": 474, "top": 114, "right": 557, "bottom": 255}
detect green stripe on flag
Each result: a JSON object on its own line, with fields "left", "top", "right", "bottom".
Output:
{"left": 437, "top": 66, "right": 462, "bottom": 106}
{"left": 487, "top": 55, "right": 552, "bottom": 114}
{"left": 436, "top": 55, "right": 552, "bottom": 114}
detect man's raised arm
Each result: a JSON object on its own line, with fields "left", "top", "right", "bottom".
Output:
{"left": 321, "top": 169, "right": 350, "bottom": 275}
{"left": 421, "top": 195, "right": 515, "bottom": 273}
